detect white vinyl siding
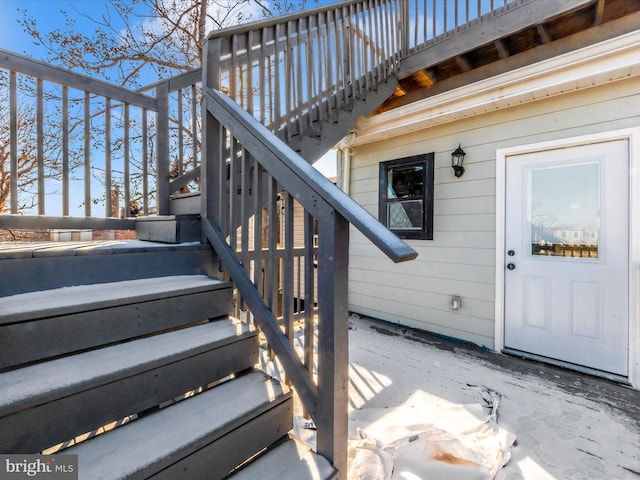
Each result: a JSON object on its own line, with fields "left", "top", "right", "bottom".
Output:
{"left": 348, "top": 76, "right": 640, "bottom": 349}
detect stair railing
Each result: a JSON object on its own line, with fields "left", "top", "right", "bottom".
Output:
{"left": 139, "top": 68, "right": 203, "bottom": 214}
{"left": 202, "top": 84, "right": 417, "bottom": 475}
{"left": 205, "top": 0, "right": 403, "bottom": 147}
{"left": 204, "top": 0, "right": 524, "bottom": 148}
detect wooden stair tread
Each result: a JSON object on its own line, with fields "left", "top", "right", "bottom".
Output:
{"left": 0, "top": 275, "right": 229, "bottom": 324}
{"left": 67, "top": 371, "right": 290, "bottom": 480}
{"left": 0, "top": 320, "right": 253, "bottom": 417}
{"left": 230, "top": 437, "right": 336, "bottom": 479}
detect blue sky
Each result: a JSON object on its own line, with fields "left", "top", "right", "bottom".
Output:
{"left": 0, "top": 1, "right": 98, "bottom": 58}
{"left": 0, "top": 0, "right": 335, "bottom": 60}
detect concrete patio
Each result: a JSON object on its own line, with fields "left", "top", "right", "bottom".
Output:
{"left": 345, "top": 315, "right": 640, "bottom": 479}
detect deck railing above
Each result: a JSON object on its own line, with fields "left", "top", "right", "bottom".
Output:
{"left": 205, "top": 0, "right": 524, "bottom": 147}
{"left": 206, "top": 0, "right": 403, "bottom": 146}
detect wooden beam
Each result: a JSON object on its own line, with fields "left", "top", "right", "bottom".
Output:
{"left": 494, "top": 39, "right": 511, "bottom": 59}
{"left": 455, "top": 55, "right": 472, "bottom": 72}
{"left": 536, "top": 24, "right": 552, "bottom": 44}
{"left": 594, "top": 0, "right": 606, "bottom": 26}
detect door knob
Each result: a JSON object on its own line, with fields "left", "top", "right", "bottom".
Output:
{"left": 507, "top": 263, "right": 516, "bottom": 270}
{"left": 507, "top": 250, "right": 515, "bottom": 256}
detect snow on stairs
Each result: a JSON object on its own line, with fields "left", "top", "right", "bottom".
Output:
{"left": 0, "top": 272, "right": 335, "bottom": 479}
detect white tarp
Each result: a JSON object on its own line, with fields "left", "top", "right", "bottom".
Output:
{"left": 293, "top": 386, "right": 516, "bottom": 480}
{"left": 346, "top": 387, "right": 516, "bottom": 479}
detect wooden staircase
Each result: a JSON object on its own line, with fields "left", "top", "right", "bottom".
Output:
{"left": 0, "top": 243, "right": 335, "bottom": 479}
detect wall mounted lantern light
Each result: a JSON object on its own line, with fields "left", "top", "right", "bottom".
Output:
{"left": 451, "top": 144, "right": 466, "bottom": 178}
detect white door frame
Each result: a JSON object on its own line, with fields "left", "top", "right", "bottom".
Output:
{"left": 495, "top": 128, "right": 640, "bottom": 388}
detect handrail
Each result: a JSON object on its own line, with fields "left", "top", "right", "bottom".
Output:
{"left": 207, "top": 87, "right": 416, "bottom": 263}
{"left": 203, "top": 84, "right": 418, "bottom": 475}
{"left": 0, "top": 49, "right": 157, "bottom": 111}
{"left": 207, "top": 0, "right": 364, "bottom": 40}
{"left": 139, "top": 67, "right": 202, "bottom": 95}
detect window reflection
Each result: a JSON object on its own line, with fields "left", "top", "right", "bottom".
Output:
{"left": 387, "top": 165, "right": 424, "bottom": 230}
{"left": 529, "top": 163, "right": 599, "bottom": 258}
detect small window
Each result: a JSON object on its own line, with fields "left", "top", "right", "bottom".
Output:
{"left": 379, "top": 153, "right": 434, "bottom": 240}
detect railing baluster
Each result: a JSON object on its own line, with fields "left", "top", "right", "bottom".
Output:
{"left": 177, "top": 89, "right": 184, "bottom": 176}
{"left": 247, "top": 30, "right": 255, "bottom": 117}
{"left": 62, "top": 86, "right": 69, "bottom": 217}
{"left": 384, "top": 1, "right": 392, "bottom": 73}
{"left": 9, "top": 71, "right": 17, "bottom": 214}
{"left": 260, "top": 28, "right": 268, "bottom": 126}
{"left": 374, "top": 0, "right": 383, "bottom": 81}
{"left": 241, "top": 149, "right": 250, "bottom": 282}
{"left": 315, "top": 13, "right": 325, "bottom": 123}
{"left": 84, "top": 91, "right": 91, "bottom": 217}
{"left": 124, "top": 104, "right": 130, "bottom": 218}
{"left": 433, "top": 0, "right": 438, "bottom": 39}
{"left": 229, "top": 137, "right": 238, "bottom": 252}
{"left": 274, "top": 24, "right": 282, "bottom": 135}
{"left": 304, "top": 210, "right": 315, "bottom": 377}
{"left": 324, "top": 11, "right": 334, "bottom": 119}
{"left": 284, "top": 192, "right": 294, "bottom": 344}
{"left": 329, "top": 9, "right": 342, "bottom": 110}
{"left": 444, "top": 0, "right": 449, "bottom": 35}
{"left": 253, "top": 161, "right": 264, "bottom": 299}
{"left": 156, "top": 82, "right": 170, "bottom": 215}
{"left": 295, "top": 19, "right": 304, "bottom": 135}
{"left": 36, "top": 79, "right": 44, "bottom": 215}
{"left": 266, "top": 175, "right": 279, "bottom": 313}
{"left": 305, "top": 16, "right": 314, "bottom": 130}
{"left": 105, "top": 97, "right": 112, "bottom": 217}
{"left": 191, "top": 84, "right": 198, "bottom": 168}
{"left": 230, "top": 34, "right": 238, "bottom": 100}
{"left": 141, "top": 108, "right": 148, "bottom": 216}
{"left": 284, "top": 21, "right": 292, "bottom": 141}
{"left": 366, "top": 0, "right": 375, "bottom": 89}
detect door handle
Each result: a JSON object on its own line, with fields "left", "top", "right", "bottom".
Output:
{"left": 507, "top": 263, "right": 516, "bottom": 270}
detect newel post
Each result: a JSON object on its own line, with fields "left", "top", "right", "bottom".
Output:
{"left": 201, "top": 36, "right": 223, "bottom": 234}
{"left": 316, "top": 204, "right": 349, "bottom": 476}
{"left": 156, "top": 82, "right": 171, "bottom": 215}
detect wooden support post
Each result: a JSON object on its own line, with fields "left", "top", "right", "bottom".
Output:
{"left": 202, "top": 37, "right": 223, "bottom": 236}
{"left": 156, "top": 82, "right": 171, "bottom": 216}
{"left": 316, "top": 204, "right": 349, "bottom": 477}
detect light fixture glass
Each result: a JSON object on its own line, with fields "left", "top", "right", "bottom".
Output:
{"left": 451, "top": 144, "right": 466, "bottom": 177}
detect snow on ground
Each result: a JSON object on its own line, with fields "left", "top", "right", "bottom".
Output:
{"left": 345, "top": 316, "right": 640, "bottom": 479}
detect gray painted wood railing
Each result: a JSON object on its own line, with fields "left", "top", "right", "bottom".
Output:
{"left": 1, "top": 1, "right": 522, "bottom": 229}
{"left": 0, "top": 50, "right": 202, "bottom": 230}
{"left": 203, "top": 85, "right": 417, "bottom": 475}
{"left": 205, "top": 0, "right": 402, "bottom": 146}
{"left": 204, "top": 0, "right": 523, "bottom": 148}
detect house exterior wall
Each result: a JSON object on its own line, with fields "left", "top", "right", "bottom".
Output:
{"left": 347, "top": 76, "right": 640, "bottom": 349}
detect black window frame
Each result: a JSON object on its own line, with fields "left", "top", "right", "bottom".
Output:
{"left": 379, "top": 152, "right": 434, "bottom": 240}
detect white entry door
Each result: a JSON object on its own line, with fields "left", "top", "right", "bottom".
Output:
{"left": 504, "top": 140, "right": 629, "bottom": 376}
